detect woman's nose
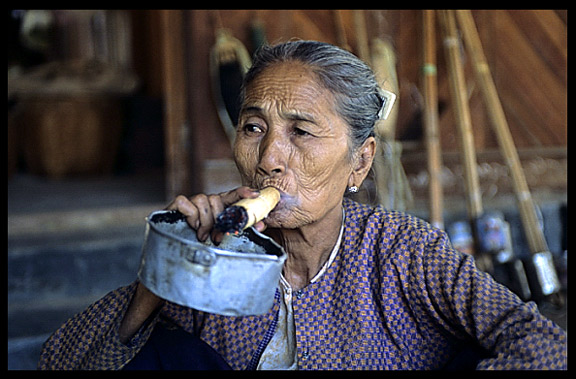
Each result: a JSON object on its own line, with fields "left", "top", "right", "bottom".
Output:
{"left": 257, "top": 134, "right": 287, "bottom": 177}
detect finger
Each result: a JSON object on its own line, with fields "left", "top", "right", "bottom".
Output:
{"left": 211, "top": 229, "right": 225, "bottom": 246}
{"left": 208, "top": 194, "right": 225, "bottom": 223}
{"left": 218, "top": 186, "right": 260, "bottom": 207}
{"left": 208, "top": 195, "right": 227, "bottom": 244}
{"left": 166, "top": 195, "right": 200, "bottom": 229}
{"left": 192, "top": 194, "right": 215, "bottom": 242}
{"left": 165, "top": 194, "right": 188, "bottom": 211}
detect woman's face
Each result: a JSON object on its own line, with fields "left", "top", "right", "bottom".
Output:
{"left": 233, "top": 62, "right": 361, "bottom": 229}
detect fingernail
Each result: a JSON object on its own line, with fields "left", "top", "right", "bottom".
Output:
{"left": 210, "top": 231, "right": 222, "bottom": 245}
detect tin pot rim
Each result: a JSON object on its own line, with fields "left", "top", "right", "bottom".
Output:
{"left": 146, "top": 210, "right": 285, "bottom": 261}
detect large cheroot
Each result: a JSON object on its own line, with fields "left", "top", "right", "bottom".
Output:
{"left": 215, "top": 187, "right": 281, "bottom": 234}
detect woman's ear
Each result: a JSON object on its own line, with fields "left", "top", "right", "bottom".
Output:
{"left": 348, "top": 137, "right": 376, "bottom": 188}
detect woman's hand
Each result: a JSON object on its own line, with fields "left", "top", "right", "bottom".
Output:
{"left": 166, "top": 186, "right": 265, "bottom": 243}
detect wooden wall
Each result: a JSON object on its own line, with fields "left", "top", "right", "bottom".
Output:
{"left": 130, "top": 10, "right": 567, "bottom": 196}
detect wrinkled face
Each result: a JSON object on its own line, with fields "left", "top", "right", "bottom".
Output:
{"left": 233, "top": 62, "right": 355, "bottom": 229}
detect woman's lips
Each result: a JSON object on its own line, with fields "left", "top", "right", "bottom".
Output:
{"left": 259, "top": 181, "right": 285, "bottom": 196}
{"left": 257, "top": 180, "right": 296, "bottom": 212}
{"left": 257, "top": 185, "right": 286, "bottom": 211}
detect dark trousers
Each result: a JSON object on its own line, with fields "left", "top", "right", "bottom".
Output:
{"left": 123, "top": 321, "right": 232, "bottom": 370}
{"left": 122, "top": 318, "right": 484, "bottom": 370}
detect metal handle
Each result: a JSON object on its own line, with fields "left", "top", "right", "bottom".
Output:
{"left": 184, "top": 246, "right": 217, "bottom": 267}
{"left": 532, "top": 251, "right": 561, "bottom": 297}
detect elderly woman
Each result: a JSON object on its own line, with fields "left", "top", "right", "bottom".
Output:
{"left": 38, "top": 40, "right": 566, "bottom": 370}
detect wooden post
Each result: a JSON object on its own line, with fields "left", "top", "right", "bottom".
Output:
{"left": 159, "top": 10, "right": 192, "bottom": 200}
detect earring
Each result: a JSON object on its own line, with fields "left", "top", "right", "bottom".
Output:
{"left": 348, "top": 185, "right": 359, "bottom": 194}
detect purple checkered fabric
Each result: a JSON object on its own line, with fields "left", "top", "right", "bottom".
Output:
{"left": 38, "top": 198, "right": 567, "bottom": 370}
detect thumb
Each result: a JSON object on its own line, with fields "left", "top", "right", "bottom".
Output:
{"left": 253, "top": 220, "right": 268, "bottom": 233}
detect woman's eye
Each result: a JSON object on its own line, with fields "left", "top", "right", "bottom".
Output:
{"left": 243, "top": 124, "right": 264, "bottom": 134}
{"left": 293, "top": 127, "right": 312, "bottom": 137}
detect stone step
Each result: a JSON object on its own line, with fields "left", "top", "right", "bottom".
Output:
{"left": 7, "top": 225, "right": 147, "bottom": 370}
{"left": 8, "top": 226, "right": 145, "bottom": 304}
{"left": 8, "top": 334, "right": 52, "bottom": 370}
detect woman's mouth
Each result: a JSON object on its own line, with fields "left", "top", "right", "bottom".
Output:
{"left": 256, "top": 180, "right": 297, "bottom": 213}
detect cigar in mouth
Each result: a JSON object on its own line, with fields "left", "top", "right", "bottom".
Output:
{"left": 215, "top": 187, "right": 281, "bottom": 234}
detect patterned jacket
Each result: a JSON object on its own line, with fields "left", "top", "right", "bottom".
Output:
{"left": 38, "top": 198, "right": 567, "bottom": 370}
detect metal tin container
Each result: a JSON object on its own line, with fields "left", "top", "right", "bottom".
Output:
{"left": 138, "top": 210, "right": 286, "bottom": 316}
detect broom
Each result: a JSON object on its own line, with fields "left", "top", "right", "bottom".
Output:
{"left": 209, "top": 12, "right": 252, "bottom": 147}
{"left": 370, "top": 36, "right": 412, "bottom": 211}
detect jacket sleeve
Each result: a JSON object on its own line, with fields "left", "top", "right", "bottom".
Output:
{"left": 414, "top": 228, "right": 567, "bottom": 370}
{"left": 37, "top": 281, "right": 160, "bottom": 370}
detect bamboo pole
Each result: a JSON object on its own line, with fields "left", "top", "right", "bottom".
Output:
{"left": 421, "top": 10, "right": 444, "bottom": 229}
{"left": 455, "top": 10, "right": 548, "bottom": 255}
{"left": 438, "top": 10, "right": 483, "bottom": 222}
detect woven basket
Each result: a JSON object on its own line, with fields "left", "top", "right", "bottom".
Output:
{"left": 20, "top": 95, "right": 123, "bottom": 178}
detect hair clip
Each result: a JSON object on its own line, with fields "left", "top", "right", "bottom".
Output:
{"left": 377, "top": 88, "right": 397, "bottom": 120}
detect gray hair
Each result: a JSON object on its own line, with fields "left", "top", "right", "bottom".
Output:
{"left": 240, "top": 40, "right": 385, "bottom": 151}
